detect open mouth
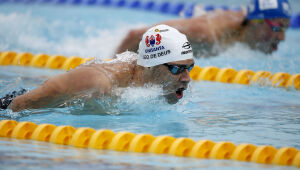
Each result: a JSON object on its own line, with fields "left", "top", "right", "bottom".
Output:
{"left": 271, "top": 43, "right": 278, "bottom": 50}
{"left": 163, "top": 87, "right": 186, "bottom": 104}
{"left": 175, "top": 88, "right": 184, "bottom": 99}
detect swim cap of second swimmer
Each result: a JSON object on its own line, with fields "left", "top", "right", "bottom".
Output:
{"left": 247, "top": 0, "right": 292, "bottom": 19}
{"left": 137, "top": 24, "right": 193, "bottom": 67}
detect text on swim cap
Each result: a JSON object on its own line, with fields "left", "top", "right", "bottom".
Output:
{"left": 181, "top": 42, "right": 192, "bottom": 55}
{"left": 154, "top": 29, "right": 169, "bottom": 32}
{"left": 145, "top": 46, "right": 165, "bottom": 53}
{"left": 181, "top": 50, "right": 192, "bottom": 55}
{"left": 259, "top": 0, "right": 278, "bottom": 10}
{"left": 143, "top": 50, "right": 171, "bottom": 59}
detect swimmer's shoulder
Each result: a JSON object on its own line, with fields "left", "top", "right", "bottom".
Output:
{"left": 74, "top": 65, "right": 114, "bottom": 93}
{"left": 74, "top": 51, "right": 137, "bottom": 78}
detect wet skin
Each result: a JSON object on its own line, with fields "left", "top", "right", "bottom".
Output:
{"left": 9, "top": 54, "right": 194, "bottom": 111}
{"left": 152, "top": 59, "right": 194, "bottom": 104}
{"left": 247, "top": 18, "right": 290, "bottom": 54}
{"left": 116, "top": 12, "right": 291, "bottom": 58}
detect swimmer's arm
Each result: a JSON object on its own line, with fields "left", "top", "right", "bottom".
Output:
{"left": 113, "top": 19, "right": 209, "bottom": 54}
{"left": 187, "top": 10, "right": 245, "bottom": 44}
{"left": 161, "top": 10, "right": 245, "bottom": 43}
{"left": 114, "top": 18, "right": 213, "bottom": 55}
{"left": 9, "top": 66, "right": 112, "bottom": 112}
{"left": 115, "top": 10, "right": 244, "bottom": 55}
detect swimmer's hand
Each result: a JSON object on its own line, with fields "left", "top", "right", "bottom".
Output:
{"left": 0, "top": 89, "right": 27, "bottom": 110}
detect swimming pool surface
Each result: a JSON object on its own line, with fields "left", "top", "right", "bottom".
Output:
{"left": 0, "top": 0, "right": 300, "bottom": 169}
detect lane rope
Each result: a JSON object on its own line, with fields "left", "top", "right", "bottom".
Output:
{"left": 0, "top": 51, "right": 299, "bottom": 90}
{"left": 0, "top": 119, "right": 299, "bottom": 167}
{"left": 0, "top": 0, "right": 299, "bottom": 28}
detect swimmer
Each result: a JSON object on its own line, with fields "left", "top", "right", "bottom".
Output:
{"left": 0, "top": 25, "right": 194, "bottom": 112}
{"left": 115, "top": 0, "right": 292, "bottom": 57}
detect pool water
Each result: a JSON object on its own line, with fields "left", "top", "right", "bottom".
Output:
{"left": 0, "top": 1, "right": 300, "bottom": 169}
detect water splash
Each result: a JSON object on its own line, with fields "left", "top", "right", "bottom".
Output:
{"left": 69, "top": 84, "right": 170, "bottom": 115}
{"left": 0, "top": 11, "right": 132, "bottom": 59}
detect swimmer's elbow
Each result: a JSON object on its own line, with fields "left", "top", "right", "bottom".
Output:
{"left": 116, "top": 29, "right": 143, "bottom": 54}
{"left": 128, "top": 27, "right": 149, "bottom": 41}
{"left": 127, "top": 29, "right": 144, "bottom": 43}
{"left": 121, "top": 29, "right": 137, "bottom": 42}
{"left": 127, "top": 29, "right": 138, "bottom": 38}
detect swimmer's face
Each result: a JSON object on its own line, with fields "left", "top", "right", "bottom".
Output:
{"left": 152, "top": 59, "right": 194, "bottom": 104}
{"left": 248, "top": 18, "right": 290, "bottom": 54}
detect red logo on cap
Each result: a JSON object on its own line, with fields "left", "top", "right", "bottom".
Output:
{"left": 145, "top": 34, "right": 162, "bottom": 47}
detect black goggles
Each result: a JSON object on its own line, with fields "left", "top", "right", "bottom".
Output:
{"left": 163, "top": 63, "right": 194, "bottom": 75}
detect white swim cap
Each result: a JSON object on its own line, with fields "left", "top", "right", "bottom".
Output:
{"left": 137, "top": 24, "right": 193, "bottom": 67}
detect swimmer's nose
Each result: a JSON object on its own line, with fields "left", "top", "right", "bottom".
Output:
{"left": 179, "top": 69, "right": 191, "bottom": 82}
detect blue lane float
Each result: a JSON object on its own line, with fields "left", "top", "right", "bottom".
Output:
{"left": 114, "top": 0, "right": 126, "bottom": 7}
{"left": 142, "top": 0, "right": 154, "bottom": 11}
{"left": 291, "top": 14, "right": 300, "bottom": 28}
{"left": 1, "top": 0, "right": 300, "bottom": 28}
{"left": 182, "top": 3, "right": 195, "bottom": 18}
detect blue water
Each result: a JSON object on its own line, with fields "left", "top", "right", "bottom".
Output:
{"left": 0, "top": 1, "right": 300, "bottom": 170}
